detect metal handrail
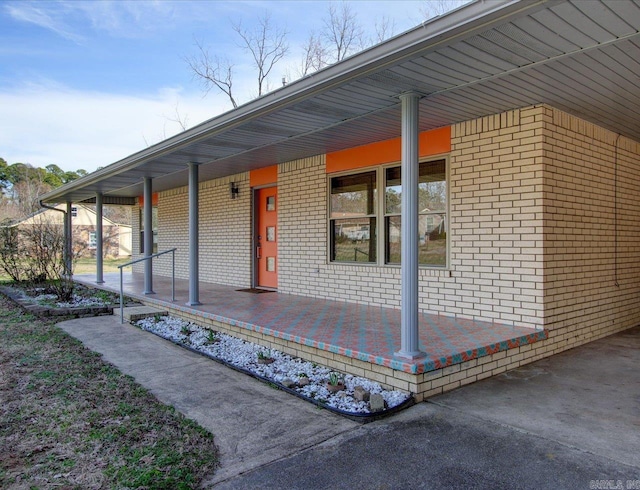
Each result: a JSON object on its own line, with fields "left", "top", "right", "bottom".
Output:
{"left": 117, "top": 248, "right": 177, "bottom": 323}
{"left": 354, "top": 247, "right": 369, "bottom": 261}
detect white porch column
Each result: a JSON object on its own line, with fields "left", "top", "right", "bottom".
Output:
{"left": 64, "top": 201, "right": 73, "bottom": 277}
{"left": 395, "top": 92, "right": 424, "bottom": 359}
{"left": 187, "top": 162, "right": 201, "bottom": 305}
{"left": 143, "top": 176, "right": 155, "bottom": 294}
{"left": 95, "top": 192, "right": 104, "bottom": 284}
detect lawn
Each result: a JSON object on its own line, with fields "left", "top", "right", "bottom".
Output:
{"left": 74, "top": 256, "right": 132, "bottom": 275}
{"left": 0, "top": 257, "right": 132, "bottom": 283}
{"left": 0, "top": 294, "right": 218, "bottom": 489}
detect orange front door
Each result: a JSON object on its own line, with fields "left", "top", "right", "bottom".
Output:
{"left": 255, "top": 187, "right": 278, "bottom": 289}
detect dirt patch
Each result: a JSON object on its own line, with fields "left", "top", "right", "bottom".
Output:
{"left": 0, "top": 295, "right": 218, "bottom": 489}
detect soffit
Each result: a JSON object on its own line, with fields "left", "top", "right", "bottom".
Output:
{"left": 41, "top": 0, "right": 640, "bottom": 203}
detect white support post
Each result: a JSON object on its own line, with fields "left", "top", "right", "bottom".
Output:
{"left": 96, "top": 192, "right": 104, "bottom": 284}
{"left": 143, "top": 177, "right": 155, "bottom": 294}
{"left": 395, "top": 92, "right": 424, "bottom": 360}
{"left": 187, "top": 162, "right": 201, "bottom": 305}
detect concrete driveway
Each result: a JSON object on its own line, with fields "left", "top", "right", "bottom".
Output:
{"left": 58, "top": 316, "right": 639, "bottom": 489}
{"left": 214, "top": 326, "right": 640, "bottom": 489}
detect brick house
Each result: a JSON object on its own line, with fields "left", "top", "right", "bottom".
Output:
{"left": 40, "top": 0, "right": 640, "bottom": 399}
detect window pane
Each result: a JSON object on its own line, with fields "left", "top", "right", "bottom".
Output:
{"left": 385, "top": 167, "right": 401, "bottom": 214}
{"left": 419, "top": 160, "right": 446, "bottom": 213}
{"left": 331, "top": 217, "right": 376, "bottom": 263}
{"left": 385, "top": 160, "right": 447, "bottom": 215}
{"left": 385, "top": 216, "right": 446, "bottom": 266}
{"left": 385, "top": 216, "right": 401, "bottom": 263}
{"left": 330, "top": 171, "right": 377, "bottom": 218}
{"left": 420, "top": 214, "right": 446, "bottom": 266}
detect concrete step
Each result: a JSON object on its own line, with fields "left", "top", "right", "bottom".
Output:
{"left": 114, "top": 306, "right": 168, "bottom": 322}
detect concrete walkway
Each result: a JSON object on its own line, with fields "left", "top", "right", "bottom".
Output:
{"left": 57, "top": 316, "right": 358, "bottom": 485}
{"left": 58, "top": 316, "right": 640, "bottom": 489}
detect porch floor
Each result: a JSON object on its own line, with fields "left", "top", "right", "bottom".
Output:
{"left": 75, "top": 272, "right": 547, "bottom": 375}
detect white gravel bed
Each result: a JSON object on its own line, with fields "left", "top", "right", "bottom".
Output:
{"left": 32, "top": 293, "right": 108, "bottom": 308}
{"left": 136, "top": 315, "right": 411, "bottom": 414}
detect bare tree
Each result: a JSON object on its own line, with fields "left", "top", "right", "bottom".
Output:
{"left": 185, "top": 39, "right": 238, "bottom": 108}
{"left": 103, "top": 205, "right": 131, "bottom": 226}
{"left": 232, "top": 11, "right": 289, "bottom": 97}
{"left": 0, "top": 215, "right": 78, "bottom": 300}
{"left": 165, "top": 102, "right": 189, "bottom": 132}
{"left": 322, "top": 1, "right": 364, "bottom": 63}
{"left": 12, "top": 180, "right": 50, "bottom": 217}
{"left": 374, "top": 15, "right": 396, "bottom": 43}
{"left": 298, "top": 31, "right": 328, "bottom": 77}
{"left": 420, "top": 0, "right": 469, "bottom": 20}
{"left": 0, "top": 195, "right": 21, "bottom": 223}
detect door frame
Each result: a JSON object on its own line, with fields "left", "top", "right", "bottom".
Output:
{"left": 252, "top": 185, "right": 278, "bottom": 290}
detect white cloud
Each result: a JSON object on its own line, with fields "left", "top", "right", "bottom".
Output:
{"left": 0, "top": 82, "right": 228, "bottom": 172}
{"left": 3, "top": 0, "right": 187, "bottom": 42}
{"left": 4, "top": 2, "right": 85, "bottom": 43}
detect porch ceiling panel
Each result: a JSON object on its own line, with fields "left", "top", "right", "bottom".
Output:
{"left": 41, "top": 0, "right": 640, "bottom": 205}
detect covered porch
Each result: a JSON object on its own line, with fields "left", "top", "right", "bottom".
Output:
{"left": 75, "top": 271, "right": 547, "bottom": 398}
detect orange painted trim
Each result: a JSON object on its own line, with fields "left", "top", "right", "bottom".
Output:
{"left": 250, "top": 165, "right": 278, "bottom": 187}
{"left": 326, "top": 126, "right": 451, "bottom": 173}
{"left": 418, "top": 126, "right": 451, "bottom": 158}
{"left": 138, "top": 193, "right": 158, "bottom": 207}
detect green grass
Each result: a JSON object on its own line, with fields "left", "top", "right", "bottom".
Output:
{"left": 73, "top": 256, "right": 132, "bottom": 274}
{"left": 0, "top": 257, "right": 131, "bottom": 282}
{"left": 0, "top": 295, "right": 218, "bottom": 488}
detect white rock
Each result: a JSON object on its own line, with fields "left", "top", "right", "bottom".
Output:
{"left": 136, "top": 315, "right": 411, "bottom": 414}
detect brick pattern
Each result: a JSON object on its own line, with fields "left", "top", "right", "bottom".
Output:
{"left": 543, "top": 106, "right": 640, "bottom": 336}
{"left": 448, "top": 106, "right": 545, "bottom": 327}
{"left": 277, "top": 156, "right": 328, "bottom": 296}
{"left": 278, "top": 155, "right": 452, "bottom": 308}
{"left": 133, "top": 173, "right": 252, "bottom": 287}
{"left": 278, "top": 108, "right": 547, "bottom": 328}
{"left": 73, "top": 224, "right": 122, "bottom": 258}
{"left": 131, "top": 210, "right": 140, "bottom": 272}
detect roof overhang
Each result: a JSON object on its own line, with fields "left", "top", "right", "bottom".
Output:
{"left": 41, "top": 0, "right": 640, "bottom": 204}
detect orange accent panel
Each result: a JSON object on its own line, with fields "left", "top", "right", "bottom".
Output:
{"left": 256, "top": 187, "right": 278, "bottom": 289}
{"left": 419, "top": 126, "right": 451, "bottom": 157}
{"left": 250, "top": 165, "right": 278, "bottom": 187}
{"left": 326, "top": 126, "right": 451, "bottom": 173}
{"left": 138, "top": 193, "right": 159, "bottom": 207}
{"left": 326, "top": 139, "right": 401, "bottom": 173}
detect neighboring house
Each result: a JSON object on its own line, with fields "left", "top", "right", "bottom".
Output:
{"left": 39, "top": 0, "right": 640, "bottom": 400}
{"left": 16, "top": 204, "right": 131, "bottom": 258}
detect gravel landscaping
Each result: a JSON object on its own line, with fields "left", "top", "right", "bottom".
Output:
{"left": 137, "top": 315, "right": 413, "bottom": 416}
{"left": 0, "top": 283, "right": 139, "bottom": 318}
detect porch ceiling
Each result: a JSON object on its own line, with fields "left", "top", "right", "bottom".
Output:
{"left": 41, "top": 0, "right": 640, "bottom": 204}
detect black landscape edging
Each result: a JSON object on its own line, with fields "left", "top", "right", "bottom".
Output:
{"left": 143, "top": 327, "right": 415, "bottom": 423}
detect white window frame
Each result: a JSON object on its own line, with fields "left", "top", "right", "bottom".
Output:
{"left": 88, "top": 231, "right": 97, "bottom": 249}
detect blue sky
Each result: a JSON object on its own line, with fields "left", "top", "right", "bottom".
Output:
{"left": 0, "top": 0, "right": 462, "bottom": 172}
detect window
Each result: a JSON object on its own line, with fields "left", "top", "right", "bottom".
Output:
{"left": 385, "top": 160, "right": 447, "bottom": 266}
{"left": 329, "top": 159, "right": 447, "bottom": 267}
{"left": 139, "top": 206, "right": 158, "bottom": 254}
{"left": 329, "top": 171, "right": 377, "bottom": 263}
{"left": 88, "top": 231, "right": 97, "bottom": 249}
